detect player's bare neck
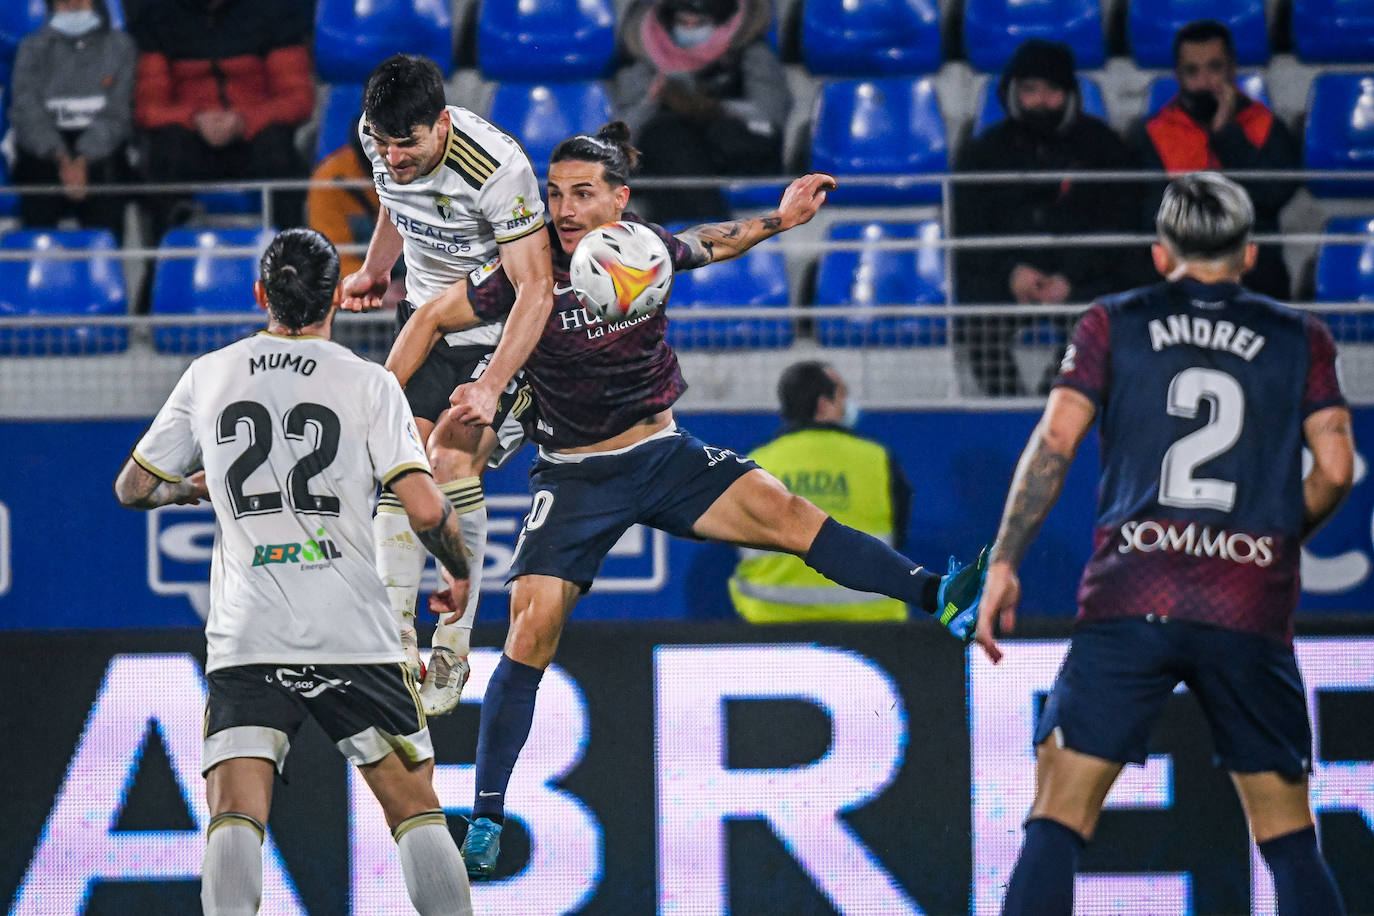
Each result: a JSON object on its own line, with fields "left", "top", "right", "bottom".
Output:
{"left": 1172, "top": 262, "right": 1242, "bottom": 285}
{"left": 558, "top": 409, "right": 674, "bottom": 454}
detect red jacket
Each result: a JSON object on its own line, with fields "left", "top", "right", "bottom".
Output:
{"left": 1145, "top": 97, "right": 1273, "bottom": 171}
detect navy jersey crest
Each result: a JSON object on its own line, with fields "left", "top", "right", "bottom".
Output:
{"left": 1056, "top": 278, "right": 1344, "bottom": 641}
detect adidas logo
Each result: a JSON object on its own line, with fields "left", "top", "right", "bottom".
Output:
{"left": 384, "top": 531, "right": 418, "bottom": 549}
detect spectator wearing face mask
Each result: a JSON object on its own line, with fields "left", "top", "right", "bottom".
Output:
{"left": 8, "top": 0, "right": 135, "bottom": 239}
{"left": 1137, "top": 19, "right": 1298, "bottom": 300}
{"left": 729, "top": 361, "right": 915, "bottom": 624}
{"left": 953, "top": 39, "right": 1146, "bottom": 397}
{"left": 612, "top": 0, "right": 789, "bottom": 221}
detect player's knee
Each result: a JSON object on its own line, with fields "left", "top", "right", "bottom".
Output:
{"left": 505, "top": 582, "right": 566, "bottom": 668}
{"left": 778, "top": 493, "right": 827, "bottom": 554}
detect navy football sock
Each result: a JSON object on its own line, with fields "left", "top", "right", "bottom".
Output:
{"left": 804, "top": 517, "right": 941, "bottom": 613}
{"left": 1259, "top": 826, "right": 1345, "bottom": 916}
{"left": 1001, "top": 818, "right": 1084, "bottom": 916}
{"left": 472, "top": 655, "right": 544, "bottom": 824}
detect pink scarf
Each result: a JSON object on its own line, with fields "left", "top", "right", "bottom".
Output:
{"left": 640, "top": 4, "right": 747, "bottom": 83}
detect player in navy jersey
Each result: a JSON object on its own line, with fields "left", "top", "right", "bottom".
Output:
{"left": 397, "top": 121, "right": 992, "bottom": 878}
{"left": 976, "top": 172, "right": 1353, "bottom": 915}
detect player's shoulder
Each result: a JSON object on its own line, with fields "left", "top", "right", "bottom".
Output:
{"left": 445, "top": 105, "right": 535, "bottom": 178}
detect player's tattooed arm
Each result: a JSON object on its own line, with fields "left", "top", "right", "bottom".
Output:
{"left": 413, "top": 500, "right": 471, "bottom": 582}
{"left": 1301, "top": 405, "right": 1356, "bottom": 541}
{"left": 989, "top": 388, "right": 1096, "bottom": 569}
{"left": 114, "top": 461, "right": 209, "bottom": 510}
{"left": 675, "top": 172, "right": 836, "bottom": 267}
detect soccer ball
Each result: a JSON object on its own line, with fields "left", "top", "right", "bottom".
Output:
{"left": 569, "top": 221, "right": 674, "bottom": 323}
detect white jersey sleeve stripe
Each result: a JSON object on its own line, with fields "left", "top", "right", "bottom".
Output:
{"left": 381, "top": 461, "right": 432, "bottom": 488}
{"left": 131, "top": 450, "right": 182, "bottom": 482}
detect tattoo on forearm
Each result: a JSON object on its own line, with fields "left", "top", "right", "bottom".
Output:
{"left": 991, "top": 434, "right": 1072, "bottom": 569}
{"left": 415, "top": 501, "right": 470, "bottom": 581}
{"left": 680, "top": 215, "right": 784, "bottom": 267}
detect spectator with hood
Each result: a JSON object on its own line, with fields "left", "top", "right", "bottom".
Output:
{"left": 128, "top": 0, "right": 314, "bottom": 231}
{"left": 953, "top": 39, "right": 1145, "bottom": 396}
{"left": 613, "top": 0, "right": 789, "bottom": 221}
{"left": 9, "top": 0, "right": 135, "bottom": 239}
{"left": 1137, "top": 19, "right": 1298, "bottom": 299}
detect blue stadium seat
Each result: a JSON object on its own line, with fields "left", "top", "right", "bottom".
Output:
{"left": 813, "top": 221, "right": 946, "bottom": 347}
{"left": 1129, "top": 0, "right": 1268, "bottom": 68}
{"left": 0, "top": 104, "right": 16, "bottom": 217}
{"left": 963, "top": 0, "right": 1104, "bottom": 73}
{"left": 0, "top": 0, "right": 44, "bottom": 86}
{"left": 487, "top": 82, "right": 611, "bottom": 180}
{"left": 1143, "top": 72, "right": 1270, "bottom": 120}
{"left": 1293, "top": 0, "right": 1374, "bottom": 64}
{"left": 315, "top": 83, "right": 365, "bottom": 163}
{"left": 151, "top": 228, "right": 274, "bottom": 354}
{"left": 478, "top": 0, "right": 615, "bottom": 82}
{"left": 315, "top": 0, "right": 453, "bottom": 84}
{"left": 0, "top": 230, "right": 127, "bottom": 355}
{"left": 1305, "top": 74, "right": 1374, "bottom": 198}
{"left": 1315, "top": 216, "right": 1374, "bottom": 339}
{"left": 666, "top": 243, "right": 792, "bottom": 350}
{"left": 973, "top": 75, "right": 1106, "bottom": 137}
{"left": 810, "top": 78, "right": 947, "bottom": 205}
{"left": 800, "top": 0, "right": 941, "bottom": 77}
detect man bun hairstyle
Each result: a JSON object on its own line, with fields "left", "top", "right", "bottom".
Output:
{"left": 259, "top": 228, "right": 340, "bottom": 331}
{"left": 550, "top": 121, "right": 641, "bottom": 187}
{"left": 778, "top": 360, "right": 837, "bottom": 427}
{"left": 1156, "top": 171, "right": 1254, "bottom": 261}
{"left": 363, "top": 54, "right": 446, "bottom": 140}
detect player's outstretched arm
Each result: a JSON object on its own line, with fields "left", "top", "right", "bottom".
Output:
{"left": 448, "top": 229, "right": 554, "bottom": 425}
{"left": 675, "top": 172, "right": 837, "bottom": 267}
{"left": 390, "top": 469, "right": 471, "bottom": 619}
{"left": 384, "top": 279, "right": 477, "bottom": 389}
{"left": 1301, "top": 405, "right": 1355, "bottom": 541}
{"left": 977, "top": 387, "right": 1095, "bottom": 663}
{"left": 114, "top": 461, "right": 209, "bottom": 510}
{"left": 340, "top": 206, "right": 404, "bottom": 312}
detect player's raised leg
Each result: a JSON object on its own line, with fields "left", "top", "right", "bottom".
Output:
{"left": 691, "top": 467, "right": 990, "bottom": 637}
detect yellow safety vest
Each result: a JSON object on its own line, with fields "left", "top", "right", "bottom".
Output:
{"left": 729, "top": 428, "right": 905, "bottom": 623}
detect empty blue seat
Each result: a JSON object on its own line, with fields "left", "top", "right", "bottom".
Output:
{"left": 801, "top": 0, "right": 941, "bottom": 77}
{"left": 478, "top": 0, "right": 615, "bottom": 82}
{"left": 1143, "top": 72, "right": 1270, "bottom": 120}
{"left": 810, "top": 78, "right": 947, "bottom": 205}
{"left": 487, "top": 82, "right": 611, "bottom": 180}
{"left": 315, "top": 0, "right": 452, "bottom": 84}
{"left": 1130, "top": 0, "right": 1268, "bottom": 68}
{"left": 151, "top": 228, "right": 274, "bottom": 354}
{"left": 973, "top": 75, "right": 1106, "bottom": 136}
{"left": 813, "top": 221, "right": 946, "bottom": 347}
{"left": 1315, "top": 216, "right": 1374, "bottom": 339}
{"left": 0, "top": 0, "right": 44, "bottom": 85}
{"left": 666, "top": 243, "right": 792, "bottom": 350}
{"left": 1293, "top": 0, "right": 1374, "bottom": 63}
{"left": 0, "top": 230, "right": 127, "bottom": 355}
{"left": 1305, "top": 74, "right": 1374, "bottom": 198}
{"left": 963, "top": 0, "right": 1104, "bottom": 73}
{"left": 316, "top": 83, "right": 365, "bottom": 163}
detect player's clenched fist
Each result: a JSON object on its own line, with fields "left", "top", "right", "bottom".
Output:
{"left": 340, "top": 267, "right": 390, "bottom": 312}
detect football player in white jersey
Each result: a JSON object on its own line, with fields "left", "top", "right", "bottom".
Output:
{"left": 115, "top": 228, "right": 476, "bottom": 916}
{"left": 339, "top": 54, "right": 555, "bottom": 717}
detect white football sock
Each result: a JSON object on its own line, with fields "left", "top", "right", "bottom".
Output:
{"left": 201, "top": 813, "right": 263, "bottom": 916}
{"left": 374, "top": 495, "right": 426, "bottom": 646}
{"left": 434, "top": 479, "right": 485, "bottom": 655}
{"left": 393, "top": 812, "right": 472, "bottom": 916}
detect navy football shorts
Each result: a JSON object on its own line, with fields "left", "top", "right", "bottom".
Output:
{"left": 506, "top": 424, "right": 760, "bottom": 589}
{"left": 1035, "top": 617, "right": 1312, "bottom": 777}
{"left": 395, "top": 300, "right": 532, "bottom": 468}
{"left": 203, "top": 662, "right": 431, "bottom": 775}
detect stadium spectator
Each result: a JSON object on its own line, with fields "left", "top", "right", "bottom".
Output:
{"left": 977, "top": 173, "right": 1352, "bottom": 916}
{"left": 730, "top": 361, "right": 914, "bottom": 623}
{"left": 612, "top": 0, "right": 788, "bottom": 221}
{"left": 128, "top": 0, "right": 314, "bottom": 232}
{"left": 953, "top": 39, "right": 1145, "bottom": 397}
{"left": 307, "top": 116, "right": 381, "bottom": 279}
{"left": 9, "top": 0, "right": 135, "bottom": 240}
{"left": 1137, "top": 19, "right": 1299, "bottom": 299}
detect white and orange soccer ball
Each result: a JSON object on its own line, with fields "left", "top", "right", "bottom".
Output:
{"left": 569, "top": 221, "right": 674, "bottom": 323}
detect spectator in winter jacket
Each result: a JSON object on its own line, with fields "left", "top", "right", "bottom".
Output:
{"left": 307, "top": 115, "right": 380, "bottom": 278}
{"left": 1137, "top": 19, "right": 1298, "bottom": 299}
{"left": 953, "top": 39, "right": 1147, "bottom": 396}
{"left": 612, "top": 0, "right": 789, "bottom": 221}
{"left": 128, "top": 0, "right": 314, "bottom": 230}
{"left": 9, "top": 0, "right": 135, "bottom": 239}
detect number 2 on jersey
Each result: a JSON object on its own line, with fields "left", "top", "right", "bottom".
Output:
{"left": 218, "top": 401, "right": 341, "bottom": 518}
{"left": 1158, "top": 368, "right": 1244, "bottom": 512}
